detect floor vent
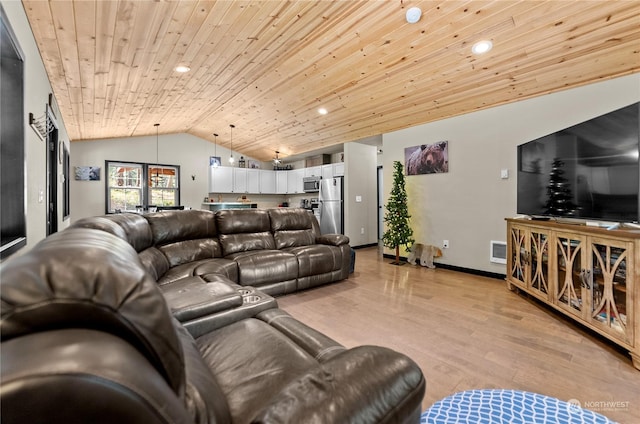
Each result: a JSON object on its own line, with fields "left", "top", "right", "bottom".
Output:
{"left": 490, "top": 240, "right": 507, "bottom": 264}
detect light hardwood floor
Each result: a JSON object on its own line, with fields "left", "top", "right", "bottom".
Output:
{"left": 277, "top": 246, "right": 639, "bottom": 423}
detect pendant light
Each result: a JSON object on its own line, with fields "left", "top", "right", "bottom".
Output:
{"left": 228, "top": 124, "right": 235, "bottom": 164}
{"left": 153, "top": 123, "right": 160, "bottom": 187}
{"left": 212, "top": 133, "right": 219, "bottom": 168}
{"left": 273, "top": 151, "right": 281, "bottom": 166}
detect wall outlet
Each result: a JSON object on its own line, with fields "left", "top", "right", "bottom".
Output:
{"left": 443, "top": 240, "right": 449, "bottom": 249}
{"left": 360, "top": 227, "right": 365, "bottom": 234}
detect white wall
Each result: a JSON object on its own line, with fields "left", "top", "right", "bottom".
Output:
{"left": 344, "top": 141, "right": 378, "bottom": 246}
{"left": 2, "top": 1, "right": 71, "bottom": 257}
{"left": 70, "top": 132, "right": 275, "bottom": 218}
{"left": 383, "top": 73, "right": 640, "bottom": 274}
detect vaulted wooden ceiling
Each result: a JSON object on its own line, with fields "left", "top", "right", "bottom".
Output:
{"left": 23, "top": 0, "right": 640, "bottom": 161}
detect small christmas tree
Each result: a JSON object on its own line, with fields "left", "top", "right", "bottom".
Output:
{"left": 545, "top": 158, "right": 576, "bottom": 216}
{"left": 382, "top": 161, "right": 414, "bottom": 264}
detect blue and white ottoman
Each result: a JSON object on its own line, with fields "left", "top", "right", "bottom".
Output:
{"left": 421, "top": 389, "right": 616, "bottom": 424}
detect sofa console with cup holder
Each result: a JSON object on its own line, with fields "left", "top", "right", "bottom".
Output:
{"left": 0, "top": 210, "right": 426, "bottom": 423}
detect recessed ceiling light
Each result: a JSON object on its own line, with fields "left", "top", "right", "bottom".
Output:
{"left": 174, "top": 65, "right": 191, "bottom": 73}
{"left": 318, "top": 107, "right": 328, "bottom": 115}
{"left": 406, "top": 7, "right": 422, "bottom": 24}
{"left": 471, "top": 40, "right": 493, "bottom": 55}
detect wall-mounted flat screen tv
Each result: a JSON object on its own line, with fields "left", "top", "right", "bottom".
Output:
{"left": 517, "top": 102, "right": 639, "bottom": 223}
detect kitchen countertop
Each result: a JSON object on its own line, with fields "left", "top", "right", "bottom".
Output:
{"left": 202, "top": 202, "right": 255, "bottom": 205}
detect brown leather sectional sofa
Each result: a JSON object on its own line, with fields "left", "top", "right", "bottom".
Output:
{"left": 1, "top": 208, "right": 426, "bottom": 423}
{"left": 73, "top": 208, "right": 351, "bottom": 296}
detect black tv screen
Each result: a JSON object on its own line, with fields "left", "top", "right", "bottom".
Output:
{"left": 517, "top": 102, "right": 639, "bottom": 223}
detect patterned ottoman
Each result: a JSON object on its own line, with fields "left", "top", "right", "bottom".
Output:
{"left": 421, "top": 389, "right": 616, "bottom": 424}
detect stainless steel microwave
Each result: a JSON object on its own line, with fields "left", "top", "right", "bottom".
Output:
{"left": 303, "top": 176, "right": 320, "bottom": 192}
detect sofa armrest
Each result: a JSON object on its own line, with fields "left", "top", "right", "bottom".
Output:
{"left": 251, "top": 346, "right": 425, "bottom": 424}
{"left": 257, "top": 309, "right": 346, "bottom": 362}
{"left": 315, "top": 234, "right": 349, "bottom": 246}
{"left": 1, "top": 329, "right": 192, "bottom": 424}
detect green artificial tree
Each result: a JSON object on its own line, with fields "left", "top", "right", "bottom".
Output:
{"left": 382, "top": 161, "right": 414, "bottom": 265}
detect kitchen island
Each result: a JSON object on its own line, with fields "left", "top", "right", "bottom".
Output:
{"left": 202, "top": 202, "right": 257, "bottom": 211}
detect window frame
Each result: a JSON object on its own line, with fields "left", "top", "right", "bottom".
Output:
{"left": 1, "top": 4, "right": 27, "bottom": 259}
{"left": 105, "top": 160, "right": 180, "bottom": 214}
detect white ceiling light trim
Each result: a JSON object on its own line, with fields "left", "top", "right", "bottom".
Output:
{"left": 174, "top": 65, "right": 191, "bottom": 73}
{"left": 471, "top": 40, "right": 493, "bottom": 55}
{"left": 406, "top": 7, "right": 422, "bottom": 24}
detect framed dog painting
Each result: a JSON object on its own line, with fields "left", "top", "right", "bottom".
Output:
{"left": 404, "top": 141, "right": 449, "bottom": 175}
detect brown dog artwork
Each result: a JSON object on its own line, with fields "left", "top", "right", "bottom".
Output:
{"left": 407, "top": 243, "right": 442, "bottom": 268}
{"left": 405, "top": 141, "right": 449, "bottom": 175}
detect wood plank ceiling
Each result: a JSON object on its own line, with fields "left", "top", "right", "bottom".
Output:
{"left": 23, "top": 0, "right": 640, "bottom": 162}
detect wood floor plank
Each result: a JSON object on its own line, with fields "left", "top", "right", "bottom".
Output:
{"left": 277, "top": 246, "right": 639, "bottom": 422}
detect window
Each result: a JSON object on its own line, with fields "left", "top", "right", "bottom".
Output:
{"left": 106, "top": 161, "right": 180, "bottom": 213}
{"left": 149, "top": 165, "right": 179, "bottom": 207}
{"left": 107, "top": 162, "right": 143, "bottom": 213}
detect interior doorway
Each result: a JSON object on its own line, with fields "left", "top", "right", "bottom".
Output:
{"left": 46, "top": 108, "right": 58, "bottom": 235}
{"left": 377, "top": 166, "right": 383, "bottom": 240}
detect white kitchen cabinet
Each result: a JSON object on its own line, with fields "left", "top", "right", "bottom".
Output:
{"left": 247, "top": 169, "right": 262, "bottom": 193}
{"left": 287, "top": 169, "right": 304, "bottom": 194}
{"left": 321, "top": 164, "right": 333, "bottom": 179}
{"left": 259, "top": 170, "right": 276, "bottom": 193}
{"left": 304, "top": 166, "right": 321, "bottom": 177}
{"left": 233, "top": 168, "right": 247, "bottom": 193}
{"left": 209, "top": 166, "right": 233, "bottom": 193}
{"left": 276, "top": 171, "right": 288, "bottom": 194}
{"left": 333, "top": 162, "right": 345, "bottom": 176}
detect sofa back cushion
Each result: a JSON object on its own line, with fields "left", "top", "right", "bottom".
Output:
{"left": 216, "top": 209, "right": 276, "bottom": 255}
{"left": 159, "top": 239, "right": 221, "bottom": 268}
{"left": 145, "top": 210, "right": 222, "bottom": 267}
{"left": 269, "top": 208, "right": 316, "bottom": 249}
{"left": 0, "top": 228, "right": 185, "bottom": 395}
{"left": 71, "top": 213, "right": 153, "bottom": 253}
{"left": 138, "top": 247, "right": 171, "bottom": 281}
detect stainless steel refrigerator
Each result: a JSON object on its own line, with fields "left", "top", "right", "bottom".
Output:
{"left": 319, "top": 176, "right": 344, "bottom": 234}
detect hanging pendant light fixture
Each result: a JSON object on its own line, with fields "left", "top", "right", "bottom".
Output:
{"left": 273, "top": 151, "right": 281, "bottom": 166}
{"left": 153, "top": 123, "right": 160, "bottom": 187}
{"left": 228, "top": 124, "right": 235, "bottom": 164}
{"left": 212, "top": 133, "right": 219, "bottom": 168}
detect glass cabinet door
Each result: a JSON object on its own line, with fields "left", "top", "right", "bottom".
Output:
{"left": 590, "top": 239, "right": 630, "bottom": 343}
{"left": 509, "top": 225, "right": 527, "bottom": 288}
{"left": 529, "top": 230, "right": 550, "bottom": 299}
{"left": 555, "top": 233, "right": 585, "bottom": 318}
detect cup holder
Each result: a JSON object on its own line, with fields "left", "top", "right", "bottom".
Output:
{"left": 238, "top": 289, "right": 252, "bottom": 296}
{"left": 243, "top": 295, "right": 262, "bottom": 304}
